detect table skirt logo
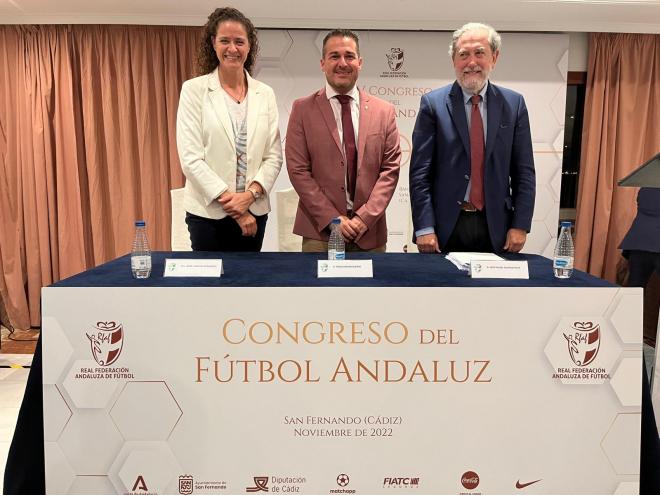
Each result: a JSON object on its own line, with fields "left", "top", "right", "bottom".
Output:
{"left": 86, "top": 321, "right": 124, "bottom": 366}
{"left": 179, "top": 475, "right": 193, "bottom": 495}
{"left": 246, "top": 476, "right": 269, "bottom": 492}
{"left": 461, "top": 471, "right": 479, "bottom": 490}
{"left": 547, "top": 317, "right": 613, "bottom": 384}
{"left": 563, "top": 321, "right": 600, "bottom": 367}
{"left": 383, "top": 476, "right": 419, "bottom": 488}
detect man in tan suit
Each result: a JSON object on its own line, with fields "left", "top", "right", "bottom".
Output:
{"left": 286, "top": 29, "right": 401, "bottom": 252}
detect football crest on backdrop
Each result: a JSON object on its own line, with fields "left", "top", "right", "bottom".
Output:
{"left": 86, "top": 321, "right": 124, "bottom": 366}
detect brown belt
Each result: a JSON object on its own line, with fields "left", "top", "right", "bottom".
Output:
{"left": 460, "top": 201, "right": 480, "bottom": 212}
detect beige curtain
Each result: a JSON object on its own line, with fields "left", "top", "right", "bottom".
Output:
{"left": 0, "top": 25, "right": 199, "bottom": 329}
{"left": 575, "top": 33, "right": 660, "bottom": 282}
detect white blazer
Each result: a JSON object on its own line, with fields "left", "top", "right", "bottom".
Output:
{"left": 176, "top": 69, "right": 283, "bottom": 219}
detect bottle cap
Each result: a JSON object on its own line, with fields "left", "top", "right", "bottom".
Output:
{"left": 560, "top": 221, "right": 572, "bottom": 228}
{"left": 135, "top": 220, "right": 146, "bottom": 227}
{"left": 331, "top": 218, "right": 341, "bottom": 225}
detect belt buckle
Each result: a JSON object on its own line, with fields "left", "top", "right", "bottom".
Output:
{"left": 461, "top": 202, "right": 477, "bottom": 212}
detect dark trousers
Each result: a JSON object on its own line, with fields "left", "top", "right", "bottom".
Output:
{"left": 3, "top": 339, "right": 45, "bottom": 494}
{"left": 443, "top": 210, "right": 493, "bottom": 252}
{"left": 185, "top": 212, "right": 267, "bottom": 252}
{"left": 627, "top": 250, "right": 660, "bottom": 287}
{"left": 625, "top": 250, "right": 660, "bottom": 346}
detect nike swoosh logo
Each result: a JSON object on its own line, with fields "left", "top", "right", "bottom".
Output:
{"left": 516, "top": 479, "right": 542, "bottom": 489}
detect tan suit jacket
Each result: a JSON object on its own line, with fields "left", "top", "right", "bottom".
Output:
{"left": 176, "top": 69, "right": 282, "bottom": 219}
{"left": 285, "top": 88, "right": 401, "bottom": 249}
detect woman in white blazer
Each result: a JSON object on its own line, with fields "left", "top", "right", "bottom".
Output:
{"left": 176, "top": 7, "right": 283, "bottom": 251}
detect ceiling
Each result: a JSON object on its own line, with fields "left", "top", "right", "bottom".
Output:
{"left": 1, "top": 0, "right": 659, "bottom": 33}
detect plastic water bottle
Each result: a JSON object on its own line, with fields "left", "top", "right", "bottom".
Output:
{"left": 328, "top": 218, "right": 345, "bottom": 260}
{"left": 553, "top": 221, "right": 574, "bottom": 279}
{"left": 131, "top": 220, "right": 152, "bottom": 279}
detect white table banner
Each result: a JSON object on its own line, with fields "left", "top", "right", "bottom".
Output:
{"left": 42, "top": 286, "right": 642, "bottom": 495}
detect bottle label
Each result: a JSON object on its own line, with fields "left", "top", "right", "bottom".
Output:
{"left": 553, "top": 256, "right": 573, "bottom": 269}
{"left": 131, "top": 255, "right": 152, "bottom": 270}
{"left": 328, "top": 250, "right": 345, "bottom": 261}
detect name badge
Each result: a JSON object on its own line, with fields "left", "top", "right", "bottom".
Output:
{"left": 318, "top": 260, "right": 373, "bottom": 278}
{"left": 164, "top": 259, "right": 224, "bottom": 277}
{"left": 470, "top": 260, "right": 529, "bottom": 279}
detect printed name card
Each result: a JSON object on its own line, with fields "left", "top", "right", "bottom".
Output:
{"left": 469, "top": 260, "right": 529, "bottom": 279}
{"left": 164, "top": 259, "right": 224, "bottom": 277}
{"left": 317, "top": 260, "right": 373, "bottom": 278}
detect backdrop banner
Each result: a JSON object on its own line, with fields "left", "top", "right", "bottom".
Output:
{"left": 42, "top": 286, "right": 641, "bottom": 494}
{"left": 254, "top": 30, "right": 569, "bottom": 255}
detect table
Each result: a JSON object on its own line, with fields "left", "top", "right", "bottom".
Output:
{"left": 4, "top": 252, "right": 658, "bottom": 494}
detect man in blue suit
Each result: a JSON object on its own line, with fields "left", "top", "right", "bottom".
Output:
{"left": 410, "top": 23, "right": 535, "bottom": 253}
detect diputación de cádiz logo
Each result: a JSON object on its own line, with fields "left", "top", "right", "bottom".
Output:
{"left": 246, "top": 476, "right": 269, "bottom": 492}
{"left": 86, "top": 321, "right": 124, "bottom": 366}
{"left": 563, "top": 321, "right": 600, "bottom": 367}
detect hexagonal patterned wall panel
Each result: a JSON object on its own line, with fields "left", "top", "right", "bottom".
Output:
{"left": 110, "top": 381, "right": 182, "bottom": 440}
{"left": 601, "top": 413, "right": 641, "bottom": 475}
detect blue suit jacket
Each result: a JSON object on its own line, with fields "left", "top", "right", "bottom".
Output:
{"left": 620, "top": 188, "right": 660, "bottom": 253}
{"left": 410, "top": 81, "right": 536, "bottom": 252}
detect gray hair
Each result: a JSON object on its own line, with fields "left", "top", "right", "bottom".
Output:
{"left": 448, "top": 22, "right": 501, "bottom": 58}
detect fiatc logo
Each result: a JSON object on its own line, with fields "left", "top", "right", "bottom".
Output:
{"left": 383, "top": 476, "right": 419, "bottom": 488}
{"left": 86, "top": 321, "right": 124, "bottom": 366}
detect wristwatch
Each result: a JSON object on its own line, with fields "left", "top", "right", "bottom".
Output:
{"left": 248, "top": 187, "right": 262, "bottom": 201}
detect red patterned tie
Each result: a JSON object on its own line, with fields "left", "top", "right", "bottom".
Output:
{"left": 469, "top": 94, "right": 485, "bottom": 210}
{"left": 336, "top": 94, "right": 357, "bottom": 202}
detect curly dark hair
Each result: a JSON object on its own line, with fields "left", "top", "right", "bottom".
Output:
{"left": 197, "top": 7, "right": 259, "bottom": 76}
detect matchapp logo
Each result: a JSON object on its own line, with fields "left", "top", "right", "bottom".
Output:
{"left": 563, "top": 321, "right": 600, "bottom": 366}
{"left": 386, "top": 48, "right": 404, "bottom": 71}
{"left": 246, "top": 476, "right": 269, "bottom": 492}
{"left": 86, "top": 321, "right": 123, "bottom": 366}
{"left": 336, "top": 474, "right": 350, "bottom": 487}
{"left": 330, "top": 473, "right": 355, "bottom": 494}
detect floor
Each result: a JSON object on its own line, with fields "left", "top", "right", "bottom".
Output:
{"left": 0, "top": 325, "right": 37, "bottom": 494}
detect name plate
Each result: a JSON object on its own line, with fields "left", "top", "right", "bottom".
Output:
{"left": 470, "top": 260, "right": 529, "bottom": 279}
{"left": 317, "top": 260, "right": 373, "bottom": 278}
{"left": 164, "top": 258, "right": 224, "bottom": 277}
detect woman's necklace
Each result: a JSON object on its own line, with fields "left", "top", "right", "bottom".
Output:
{"left": 221, "top": 81, "right": 246, "bottom": 104}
